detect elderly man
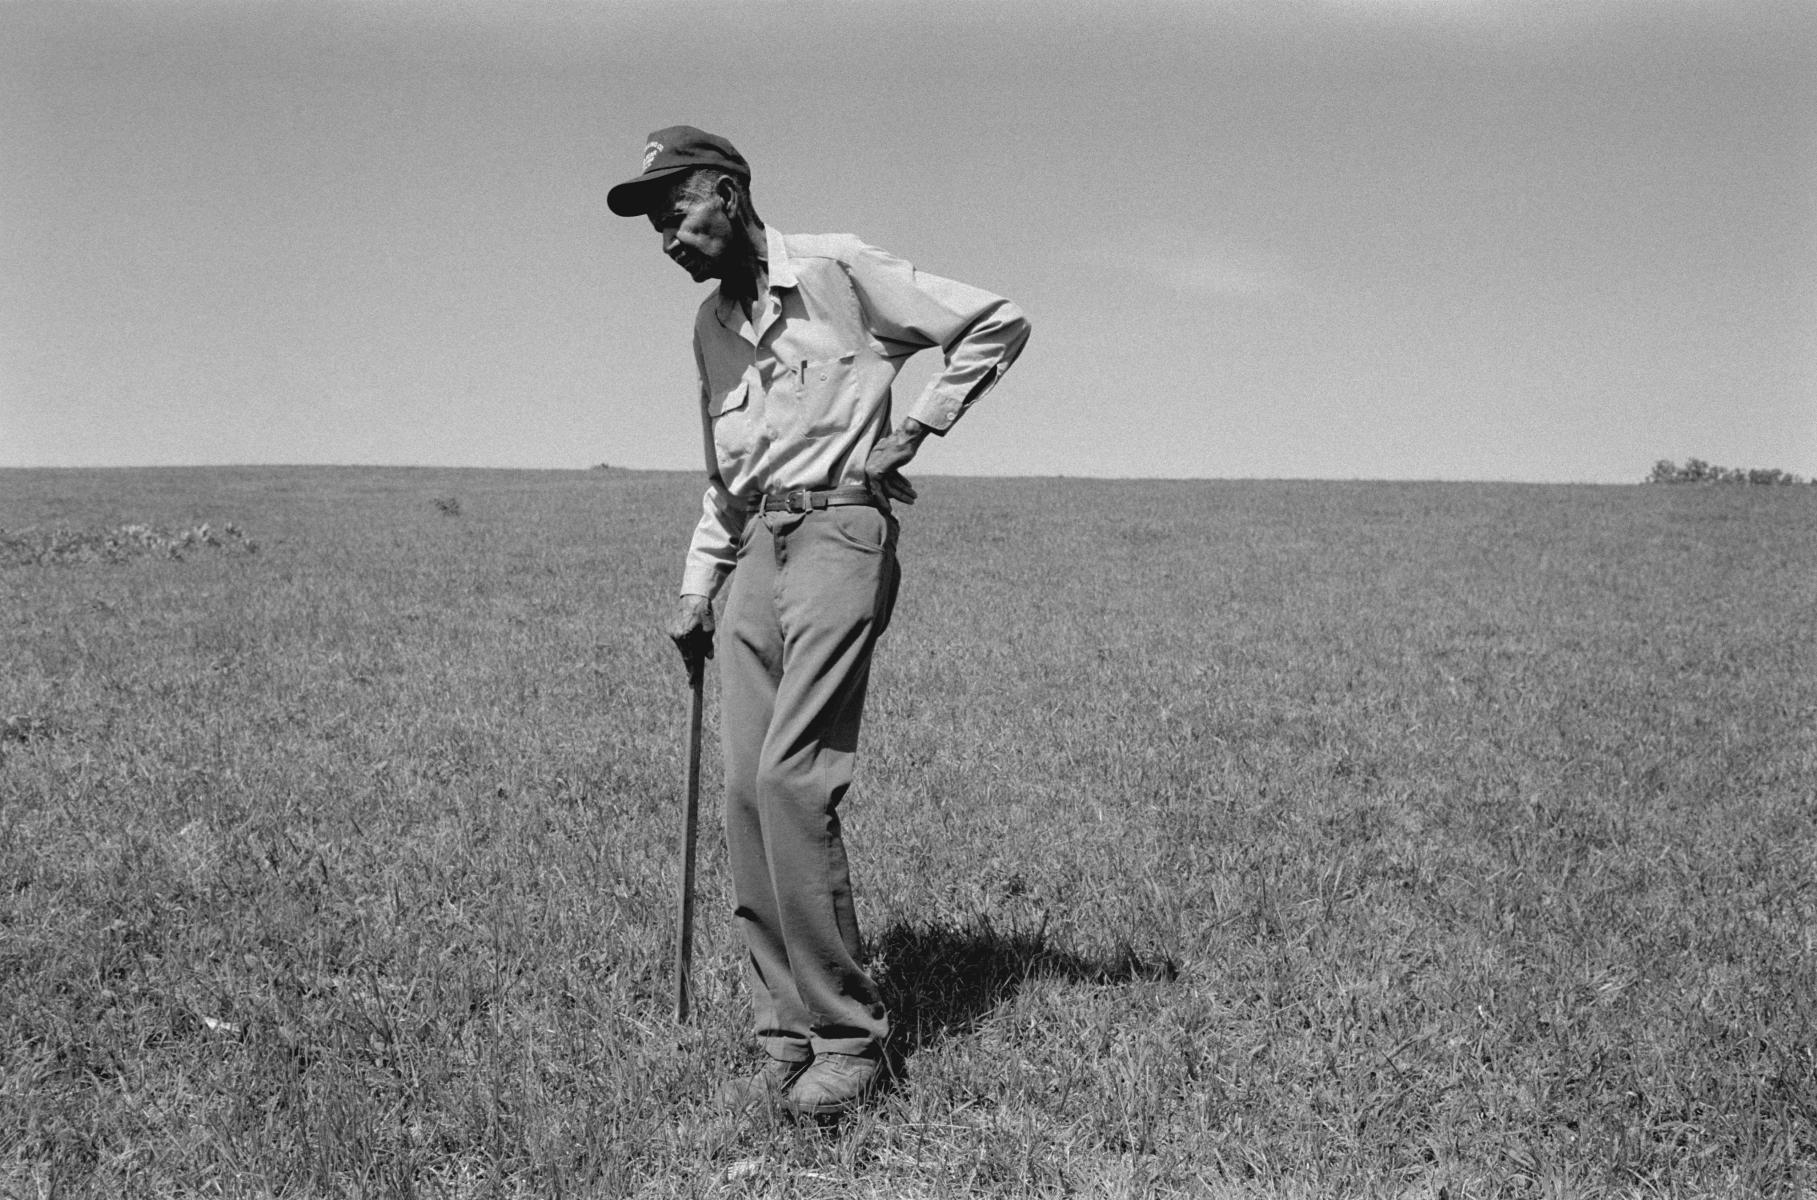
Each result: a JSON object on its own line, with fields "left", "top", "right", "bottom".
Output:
{"left": 608, "top": 126, "right": 1029, "bottom": 1116}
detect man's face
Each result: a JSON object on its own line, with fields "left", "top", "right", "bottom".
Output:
{"left": 648, "top": 184, "right": 734, "bottom": 283}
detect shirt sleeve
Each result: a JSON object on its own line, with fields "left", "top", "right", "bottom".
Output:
{"left": 681, "top": 336, "right": 751, "bottom": 598}
{"left": 840, "top": 243, "right": 1031, "bottom": 434}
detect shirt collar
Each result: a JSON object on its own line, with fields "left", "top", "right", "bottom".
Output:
{"left": 763, "top": 226, "right": 797, "bottom": 290}
{"left": 715, "top": 226, "right": 794, "bottom": 329}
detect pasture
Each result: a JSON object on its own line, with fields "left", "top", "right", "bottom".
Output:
{"left": 3, "top": 467, "right": 1813, "bottom": 1198}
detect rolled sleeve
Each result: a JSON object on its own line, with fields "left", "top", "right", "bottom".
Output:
{"left": 841, "top": 245, "right": 1031, "bottom": 435}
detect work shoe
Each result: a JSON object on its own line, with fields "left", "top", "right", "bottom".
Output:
{"left": 784, "top": 1052, "right": 886, "bottom": 1117}
{"left": 715, "top": 1056, "right": 809, "bottom": 1110}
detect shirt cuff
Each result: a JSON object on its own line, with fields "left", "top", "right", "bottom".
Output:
{"left": 681, "top": 560, "right": 727, "bottom": 600}
{"left": 907, "top": 385, "right": 966, "bottom": 433}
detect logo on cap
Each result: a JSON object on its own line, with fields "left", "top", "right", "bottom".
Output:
{"left": 642, "top": 141, "right": 663, "bottom": 172}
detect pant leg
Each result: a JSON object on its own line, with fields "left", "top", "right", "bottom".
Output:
{"left": 718, "top": 517, "right": 812, "bottom": 1063}
{"left": 759, "top": 503, "right": 899, "bottom": 1058}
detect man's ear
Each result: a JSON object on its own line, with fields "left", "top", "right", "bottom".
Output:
{"left": 715, "top": 175, "right": 741, "bottom": 220}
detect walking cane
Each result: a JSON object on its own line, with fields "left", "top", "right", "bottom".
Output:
{"left": 674, "top": 653, "right": 704, "bottom": 1024}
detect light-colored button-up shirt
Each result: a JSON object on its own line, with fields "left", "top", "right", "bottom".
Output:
{"left": 681, "top": 227, "right": 1031, "bottom": 598}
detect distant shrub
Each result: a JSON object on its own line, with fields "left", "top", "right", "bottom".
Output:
{"left": 0, "top": 522, "right": 256, "bottom": 567}
{"left": 1647, "top": 458, "right": 1808, "bottom": 485}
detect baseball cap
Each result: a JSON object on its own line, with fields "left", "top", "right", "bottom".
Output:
{"left": 607, "top": 126, "right": 751, "bottom": 218}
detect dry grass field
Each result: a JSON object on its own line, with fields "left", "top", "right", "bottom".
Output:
{"left": 3, "top": 467, "right": 1814, "bottom": 1198}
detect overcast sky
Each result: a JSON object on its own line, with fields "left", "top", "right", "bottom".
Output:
{"left": 3, "top": 0, "right": 1812, "bottom": 481}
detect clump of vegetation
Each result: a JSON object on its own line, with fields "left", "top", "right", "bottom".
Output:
{"left": 1, "top": 714, "right": 56, "bottom": 743}
{"left": 1648, "top": 458, "right": 1809, "bottom": 485}
{"left": 0, "top": 522, "right": 256, "bottom": 567}
{"left": 432, "top": 496, "right": 462, "bottom": 516}
{"left": 0, "top": 714, "right": 56, "bottom": 767}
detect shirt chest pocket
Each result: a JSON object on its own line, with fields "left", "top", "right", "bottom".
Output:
{"left": 768, "top": 352, "right": 859, "bottom": 440}
{"left": 707, "top": 380, "right": 754, "bottom": 459}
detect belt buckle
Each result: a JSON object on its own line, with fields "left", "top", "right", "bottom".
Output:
{"left": 785, "top": 488, "right": 814, "bottom": 514}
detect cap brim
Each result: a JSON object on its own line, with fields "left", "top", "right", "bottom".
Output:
{"left": 606, "top": 164, "right": 694, "bottom": 217}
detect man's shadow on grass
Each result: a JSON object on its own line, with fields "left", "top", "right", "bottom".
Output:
{"left": 871, "top": 917, "right": 1178, "bottom": 1066}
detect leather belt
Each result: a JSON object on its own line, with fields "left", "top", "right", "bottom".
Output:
{"left": 758, "top": 486, "right": 877, "bottom": 514}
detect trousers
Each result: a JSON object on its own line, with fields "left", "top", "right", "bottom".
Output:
{"left": 718, "top": 501, "right": 899, "bottom": 1062}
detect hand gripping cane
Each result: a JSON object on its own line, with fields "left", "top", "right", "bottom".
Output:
{"left": 674, "top": 654, "right": 705, "bottom": 1023}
